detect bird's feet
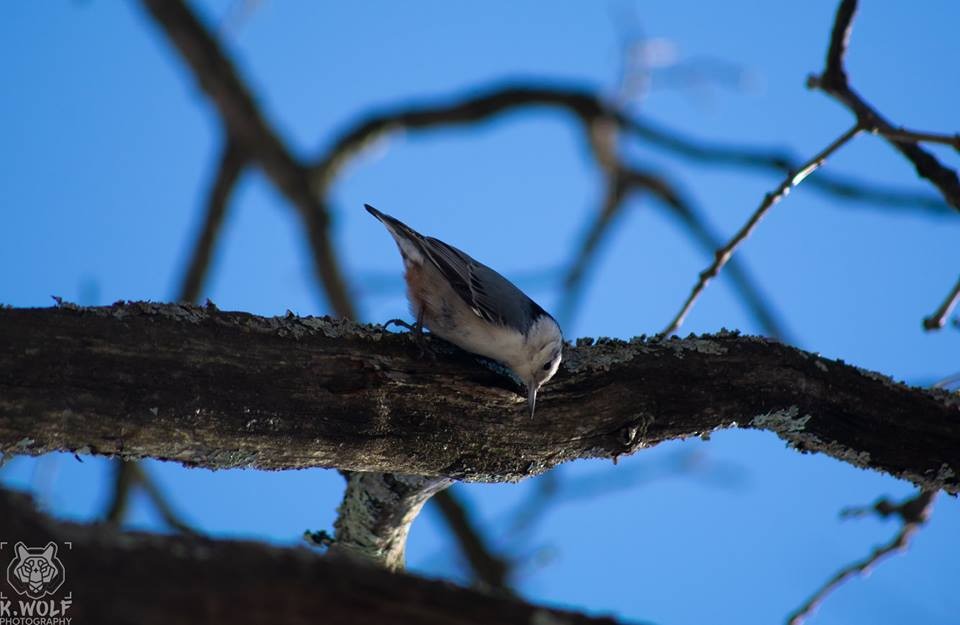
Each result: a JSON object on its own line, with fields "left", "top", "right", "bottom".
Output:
{"left": 382, "top": 318, "right": 437, "bottom": 361}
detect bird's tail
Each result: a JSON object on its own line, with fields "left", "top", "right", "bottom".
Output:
{"left": 365, "top": 204, "right": 426, "bottom": 265}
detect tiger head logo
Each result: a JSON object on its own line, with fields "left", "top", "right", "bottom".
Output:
{"left": 6, "top": 542, "right": 66, "bottom": 599}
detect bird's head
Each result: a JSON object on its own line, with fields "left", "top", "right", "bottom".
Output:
{"left": 511, "top": 314, "right": 563, "bottom": 418}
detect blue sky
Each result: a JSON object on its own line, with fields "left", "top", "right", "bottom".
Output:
{"left": 1, "top": 2, "right": 958, "bottom": 624}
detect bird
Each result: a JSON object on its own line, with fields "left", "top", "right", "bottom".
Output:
{"left": 365, "top": 203, "right": 563, "bottom": 417}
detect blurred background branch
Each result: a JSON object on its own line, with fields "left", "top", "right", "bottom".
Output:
{"left": 786, "top": 489, "right": 937, "bottom": 625}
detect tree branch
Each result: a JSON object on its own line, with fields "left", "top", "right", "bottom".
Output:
{"left": 619, "top": 116, "right": 951, "bottom": 216}
{"left": 177, "top": 136, "right": 247, "bottom": 304}
{"left": 662, "top": 124, "right": 862, "bottom": 336}
{"left": 432, "top": 488, "right": 515, "bottom": 592}
{"left": 873, "top": 127, "right": 960, "bottom": 153}
{"left": 103, "top": 459, "right": 198, "bottom": 535}
{"left": 331, "top": 472, "right": 452, "bottom": 570}
{"left": 811, "top": 0, "right": 960, "bottom": 212}
{"left": 309, "top": 81, "right": 949, "bottom": 216}
{"left": 0, "top": 488, "right": 625, "bottom": 625}
{"left": 139, "top": 0, "right": 356, "bottom": 318}
{"left": 785, "top": 489, "right": 937, "bottom": 625}
{"left": 559, "top": 119, "right": 788, "bottom": 338}
{"left": 922, "top": 274, "right": 960, "bottom": 331}
{"left": 1, "top": 302, "right": 957, "bottom": 493}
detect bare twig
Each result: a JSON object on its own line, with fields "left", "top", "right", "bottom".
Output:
{"left": 178, "top": 137, "right": 247, "bottom": 303}
{"left": 621, "top": 116, "right": 951, "bottom": 216}
{"left": 565, "top": 115, "right": 790, "bottom": 338}
{"left": 139, "top": 0, "right": 356, "bottom": 318}
{"left": 786, "top": 490, "right": 937, "bottom": 625}
{"left": 923, "top": 275, "right": 960, "bottom": 331}
{"left": 559, "top": 168, "right": 789, "bottom": 339}
{"left": 811, "top": 0, "right": 960, "bottom": 212}
{"left": 874, "top": 127, "right": 960, "bottom": 153}
{"left": 432, "top": 489, "right": 514, "bottom": 592}
{"left": 103, "top": 460, "right": 197, "bottom": 535}
{"left": 662, "top": 124, "right": 862, "bottom": 336}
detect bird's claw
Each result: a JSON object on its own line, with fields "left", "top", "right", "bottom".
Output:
{"left": 382, "top": 318, "right": 436, "bottom": 361}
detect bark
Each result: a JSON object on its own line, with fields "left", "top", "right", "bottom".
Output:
{"left": 0, "top": 489, "right": 622, "bottom": 625}
{"left": 0, "top": 302, "right": 957, "bottom": 492}
{"left": 332, "top": 472, "right": 453, "bottom": 570}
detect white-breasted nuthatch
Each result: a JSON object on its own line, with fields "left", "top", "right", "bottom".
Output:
{"left": 366, "top": 204, "right": 563, "bottom": 417}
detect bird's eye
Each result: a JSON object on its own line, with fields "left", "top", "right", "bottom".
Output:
{"left": 542, "top": 361, "right": 553, "bottom": 371}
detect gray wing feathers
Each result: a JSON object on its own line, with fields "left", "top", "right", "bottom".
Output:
{"left": 366, "top": 204, "right": 540, "bottom": 332}
{"left": 423, "top": 237, "right": 539, "bottom": 332}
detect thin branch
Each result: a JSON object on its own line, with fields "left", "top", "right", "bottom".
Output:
{"left": 620, "top": 116, "right": 951, "bottom": 216}
{"left": 178, "top": 136, "right": 247, "bottom": 303}
{"left": 103, "top": 459, "right": 139, "bottom": 525}
{"left": 139, "top": 0, "right": 356, "bottom": 318}
{"left": 649, "top": 176, "right": 790, "bottom": 341}
{"left": 874, "top": 127, "right": 960, "bottom": 153}
{"left": 135, "top": 462, "right": 199, "bottom": 535}
{"left": 562, "top": 117, "right": 789, "bottom": 338}
{"left": 557, "top": 173, "right": 628, "bottom": 327}
{"left": 559, "top": 169, "right": 790, "bottom": 340}
{"left": 923, "top": 275, "right": 960, "bottom": 331}
{"left": 811, "top": 0, "right": 960, "bottom": 211}
{"left": 785, "top": 490, "right": 937, "bottom": 625}
{"left": 662, "top": 124, "right": 862, "bottom": 336}
{"left": 309, "top": 81, "right": 950, "bottom": 216}
{"left": 309, "top": 85, "right": 614, "bottom": 192}
{"left": 103, "top": 460, "right": 198, "bottom": 535}
{"left": 432, "top": 488, "right": 514, "bottom": 592}
{"left": 2, "top": 302, "right": 958, "bottom": 493}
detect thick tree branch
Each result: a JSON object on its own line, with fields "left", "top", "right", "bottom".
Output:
{"left": 1, "top": 302, "right": 957, "bottom": 492}
{"left": 0, "top": 489, "right": 624, "bottom": 625}
{"left": 332, "top": 472, "right": 452, "bottom": 570}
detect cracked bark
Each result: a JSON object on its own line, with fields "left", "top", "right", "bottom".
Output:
{"left": 0, "top": 489, "right": 622, "bottom": 625}
{"left": 0, "top": 302, "right": 958, "bottom": 493}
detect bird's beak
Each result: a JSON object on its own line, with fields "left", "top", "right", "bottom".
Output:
{"left": 528, "top": 383, "right": 538, "bottom": 418}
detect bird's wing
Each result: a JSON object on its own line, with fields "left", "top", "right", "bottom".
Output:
{"left": 366, "top": 204, "right": 541, "bottom": 332}
{"left": 422, "top": 236, "right": 540, "bottom": 332}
